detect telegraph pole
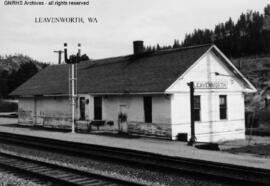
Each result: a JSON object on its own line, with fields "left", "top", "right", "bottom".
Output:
{"left": 53, "top": 50, "right": 64, "bottom": 64}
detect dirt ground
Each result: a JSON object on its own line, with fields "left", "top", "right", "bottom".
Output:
{"left": 219, "top": 135, "right": 270, "bottom": 158}
{"left": 224, "top": 144, "right": 270, "bottom": 157}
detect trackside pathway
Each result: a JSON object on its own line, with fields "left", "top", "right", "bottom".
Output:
{"left": 0, "top": 124, "right": 269, "bottom": 170}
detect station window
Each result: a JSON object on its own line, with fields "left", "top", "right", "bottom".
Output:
{"left": 94, "top": 97, "right": 102, "bottom": 120}
{"left": 194, "top": 96, "right": 201, "bottom": 121}
{"left": 219, "top": 95, "right": 227, "bottom": 119}
{"left": 143, "top": 96, "right": 152, "bottom": 123}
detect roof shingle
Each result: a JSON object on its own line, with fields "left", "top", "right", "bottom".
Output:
{"left": 10, "top": 44, "right": 212, "bottom": 96}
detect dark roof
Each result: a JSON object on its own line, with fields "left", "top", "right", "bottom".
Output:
{"left": 10, "top": 44, "right": 212, "bottom": 96}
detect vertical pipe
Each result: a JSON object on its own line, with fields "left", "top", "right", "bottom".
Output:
{"left": 34, "top": 96, "right": 37, "bottom": 125}
{"left": 75, "top": 43, "right": 80, "bottom": 98}
{"left": 59, "top": 51, "right": 62, "bottom": 65}
{"left": 64, "top": 43, "right": 68, "bottom": 63}
{"left": 206, "top": 53, "right": 213, "bottom": 142}
{"left": 68, "top": 65, "right": 70, "bottom": 100}
{"left": 78, "top": 43, "right": 81, "bottom": 57}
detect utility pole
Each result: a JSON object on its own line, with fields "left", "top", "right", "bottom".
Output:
{"left": 53, "top": 50, "right": 64, "bottom": 64}
{"left": 187, "top": 82, "right": 196, "bottom": 145}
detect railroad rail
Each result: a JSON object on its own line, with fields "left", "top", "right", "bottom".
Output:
{"left": 0, "top": 131, "right": 269, "bottom": 185}
{"left": 0, "top": 151, "right": 142, "bottom": 186}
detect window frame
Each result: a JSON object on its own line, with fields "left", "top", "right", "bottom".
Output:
{"left": 194, "top": 95, "right": 201, "bottom": 122}
{"left": 219, "top": 95, "right": 227, "bottom": 120}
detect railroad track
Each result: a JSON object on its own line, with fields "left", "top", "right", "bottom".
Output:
{"left": 0, "top": 131, "right": 269, "bottom": 185}
{"left": 0, "top": 151, "right": 142, "bottom": 186}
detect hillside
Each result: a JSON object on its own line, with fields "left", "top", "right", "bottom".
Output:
{"left": 0, "top": 55, "right": 45, "bottom": 73}
{"left": 231, "top": 55, "right": 270, "bottom": 111}
{"left": 232, "top": 55, "right": 270, "bottom": 83}
{"left": 0, "top": 54, "right": 48, "bottom": 98}
{"left": 145, "top": 4, "right": 270, "bottom": 114}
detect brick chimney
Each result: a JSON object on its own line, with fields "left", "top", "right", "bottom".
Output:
{"left": 133, "top": 40, "right": 144, "bottom": 55}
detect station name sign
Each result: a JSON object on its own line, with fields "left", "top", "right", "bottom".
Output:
{"left": 194, "top": 81, "right": 228, "bottom": 89}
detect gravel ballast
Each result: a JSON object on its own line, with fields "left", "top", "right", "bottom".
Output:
{"left": 0, "top": 169, "right": 49, "bottom": 186}
{"left": 0, "top": 143, "right": 237, "bottom": 186}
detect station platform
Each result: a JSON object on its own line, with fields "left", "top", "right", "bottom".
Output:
{"left": 0, "top": 122, "right": 269, "bottom": 170}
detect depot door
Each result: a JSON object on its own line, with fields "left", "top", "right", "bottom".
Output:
{"left": 79, "top": 97, "right": 85, "bottom": 120}
{"left": 118, "top": 105, "right": 128, "bottom": 132}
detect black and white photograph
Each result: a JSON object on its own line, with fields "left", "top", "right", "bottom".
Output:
{"left": 0, "top": 0, "right": 270, "bottom": 185}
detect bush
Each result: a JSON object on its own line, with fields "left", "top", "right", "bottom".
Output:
{"left": 0, "top": 101, "right": 18, "bottom": 112}
{"left": 257, "top": 110, "right": 270, "bottom": 119}
{"left": 245, "top": 111, "right": 259, "bottom": 128}
{"left": 246, "top": 109, "right": 270, "bottom": 128}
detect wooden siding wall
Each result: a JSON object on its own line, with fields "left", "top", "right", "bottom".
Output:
{"left": 18, "top": 97, "right": 72, "bottom": 128}
{"left": 128, "top": 121, "right": 172, "bottom": 139}
{"left": 168, "top": 52, "right": 246, "bottom": 142}
{"left": 18, "top": 98, "right": 35, "bottom": 124}
{"left": 18, "top": 95, "right": 172, "bottom": 139}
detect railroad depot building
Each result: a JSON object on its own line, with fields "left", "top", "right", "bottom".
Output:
{"left": 10, "top": 42, "right": 256, "bottom": 142}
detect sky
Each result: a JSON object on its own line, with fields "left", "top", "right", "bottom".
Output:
{"left": 0, "top": 0, "right": 269, "bottom": 64}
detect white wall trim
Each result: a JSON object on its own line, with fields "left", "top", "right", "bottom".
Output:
{"left": 212, "top": 45, "right": 257, "bottom": 92}
{"left": 165, "top": 46, "right": 214, "bottom": 92}
{"left": 167, "top": 90, "right": 246, "bottom": 94}
{"left": 195, "top": 129, "right": 245, "bottom": 136}
{"left": 165, "top": 45, "right": 256, "bottom": 94}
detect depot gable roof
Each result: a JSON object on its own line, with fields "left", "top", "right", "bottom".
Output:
{"left": 10, "top": 44, "right": 255, "bottom": 96}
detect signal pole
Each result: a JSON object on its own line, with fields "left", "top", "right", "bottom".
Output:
{"left": 71, "top": 61, "right": 75, "bottom": 133}
{"left": 64, "top": 43, "right": 81, "bottom": 133}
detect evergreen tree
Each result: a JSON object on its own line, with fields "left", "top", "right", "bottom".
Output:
{"left": 149, "top": 4, "right": 270, "bottom": 58}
